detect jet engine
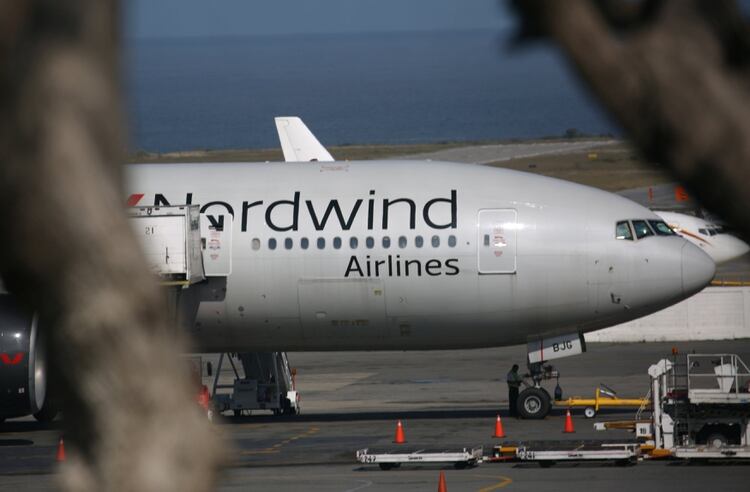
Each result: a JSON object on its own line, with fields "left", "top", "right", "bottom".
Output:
{"left": 0, "top": 295, "right": 56, "bottom": 423}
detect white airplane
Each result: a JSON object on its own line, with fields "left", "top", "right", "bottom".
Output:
{"left": 0, "top": 118, "right": 716, "bottom": 421}
{"left": 654, "top": 211, "right": 749, "bottom": 264}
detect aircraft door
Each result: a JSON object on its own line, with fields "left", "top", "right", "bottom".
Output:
{"left": 477, "top": 209, "right": 517, "bottom": 274}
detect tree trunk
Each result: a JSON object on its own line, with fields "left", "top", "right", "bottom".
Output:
{"left": 0, "top": 1, "right": 222, "bottom": 490}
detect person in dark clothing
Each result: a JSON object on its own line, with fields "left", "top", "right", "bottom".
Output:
{"left": 506, "top": 364, "right": 523, "bottom": 416}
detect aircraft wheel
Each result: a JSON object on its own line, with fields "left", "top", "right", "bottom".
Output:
{"left": 33, "top": 400, "right": 59, "bottom": 423}
{"left": 584, "top": 407, "right": 596, "bottom": 419}
{"left": 517, "top": 387, "right": 551, "bottom": 420}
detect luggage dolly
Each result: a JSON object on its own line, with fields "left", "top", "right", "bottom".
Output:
{"left": 356, "top": 447, "right": 483, "bottom": 470}
{"left": 515, "top": 443, "right": 640, "bottom": 467}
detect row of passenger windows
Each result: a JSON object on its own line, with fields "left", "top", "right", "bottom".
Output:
{"left": 615, "top": 219, "right": 676, "bottom": 241}
{"left": 699, "top": 226, "right": 724, "bottom": 237}
{"left": 252, "top": 235, "right": 458, "bottom": 251}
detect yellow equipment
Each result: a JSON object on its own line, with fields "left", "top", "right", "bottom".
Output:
{"left": 554, "top": 385, "right": 650, "bottom": 418}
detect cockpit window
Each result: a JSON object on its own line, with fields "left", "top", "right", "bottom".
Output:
{"left": 615, "top": 221, "right": 633, "bottom": 240}
{"left": 631, "top": 220, "right": 654, "bottom": 239}
{"left": 698, "top": 228, "right": 708, "bottom": 236}
{"left": 648, "top": 220, "right": 676, "bottom": 236}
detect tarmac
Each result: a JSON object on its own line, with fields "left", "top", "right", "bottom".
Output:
{"left": 2, "top": 340, "right": 748, "bottom": 491}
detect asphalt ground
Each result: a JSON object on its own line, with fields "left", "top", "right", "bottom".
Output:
{"left": 2, "top": 340, "right": 748, "bottom": 491}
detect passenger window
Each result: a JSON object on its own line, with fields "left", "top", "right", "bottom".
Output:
{"left": 333, "top": 237, "right": 342, "bottom": 249}
{"left": 615, "top": 221, "right": 633, "bottom": 240}
{"left": 317, "top": 237, "right": 325, "bottom": 249}
{"left": 300, "top": 237, "right": 309, "bottom": 250}
{"left": 648, "top": 220, "right": 675, "bottom": 236}
{"left": 350, "top": 237, "right": 358, "bottom": 249}
{"left": 483, "top": 234, "right": 490, "bottom": 247}
{"left": 398, "top": 236, "right": 407, "bottom": 248}
{"left": 284, "top": 238, "right": 293, "bottom": 250}
{"left": 268, "top": 238, "right": 277, "bottom": 250}
{"left": 631, "top": 220, "right": 654, "bottom": 239}
{"left": 366, "top": 237, "right": 374, "bottom": 249}
{"left": 251, "top": 238, "right": 261, "bottom": 250}
{"left": 382, "top": 236, "right": 391, "bottom": 248}
{"left": 448, "top": 235, "right": 457, "bottom": 247}
{"left": 415, "top": 235, "right": 424, "bottom": 248}
{"left": 432, "top": 235, "right": 440, "bottom": 247}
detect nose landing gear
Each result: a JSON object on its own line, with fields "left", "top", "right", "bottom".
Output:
{"left": 516, "top": 362, "right": 560, "bottom": 419}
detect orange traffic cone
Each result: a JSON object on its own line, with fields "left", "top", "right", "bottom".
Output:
{"left": 437, "top": 470, "right": 447, "bottom": 492}
{"left": 493, "top": 414, "right": 506, "bottom": 438}
{"left": 56, "top": 437, "right": 66, "bottom": 462}
{"left": 393, "top": 420, "right": 406, "bottom": 444}
{"left": 563, "top": 409, "right": 575, "bottom": 433}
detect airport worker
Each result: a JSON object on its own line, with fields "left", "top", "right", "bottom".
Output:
{"left": 506, "top": 364, "right": 523, "bottom": 416}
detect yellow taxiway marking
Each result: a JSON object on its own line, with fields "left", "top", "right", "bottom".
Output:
{"left": 476, "top": 475, "right": 513, "bottom": 491}
{"left": 239, "top": 426, "right": 320, "bottom": 456}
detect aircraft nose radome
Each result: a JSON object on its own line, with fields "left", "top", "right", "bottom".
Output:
{"left": 681, "top": 242, "right": 716, "bottom": 296}
{"left": 731, "top": 236, "right": 750, "bottom": 257}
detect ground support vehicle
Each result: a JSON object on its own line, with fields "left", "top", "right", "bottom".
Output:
{"left": 515, "top": 442, "right": 640, "bottom": 467}
{"left": 648, "top": 353, "right": 750, "bottom": 456}
{"left": 596, "top": 352, "right": 750, "bottom": 460}
{"left": 356, "top": 447, "right": 483, "bottom": 470}
{"left": 554, "top": 384, "right": 649, "bottom": 418}
{"left": 487, "top": 440, "right": 640, "bottom": 465}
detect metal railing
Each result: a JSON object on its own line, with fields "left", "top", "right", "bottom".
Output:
{"left": 686, "top": 354, "right": 750, "bottom": 395}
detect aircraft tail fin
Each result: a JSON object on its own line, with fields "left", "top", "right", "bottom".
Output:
{"left": 274, "top": 116, "right": 334, "bottom": 162}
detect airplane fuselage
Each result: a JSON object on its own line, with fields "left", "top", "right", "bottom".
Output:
{"left": 126, "top": 160, "right": 715, "bottom": 352}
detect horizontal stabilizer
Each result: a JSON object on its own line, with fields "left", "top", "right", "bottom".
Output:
{"left": 274, "top": 116, "right": 334, "bottom": 162}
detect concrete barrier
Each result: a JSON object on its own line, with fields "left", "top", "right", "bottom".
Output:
{"left": 585, "top": 287, "right": 750, "bottom": 342}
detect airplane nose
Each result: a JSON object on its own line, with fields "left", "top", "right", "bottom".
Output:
{"left": 681, "top": 242, "right": 716, "bottom": 296}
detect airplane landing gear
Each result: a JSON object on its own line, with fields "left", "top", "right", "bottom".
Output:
{"left": 517, "top": 387, "right": 551, "bottom": 419}
{"left": 516, "top": 361, "right": 560, "bottom": 419}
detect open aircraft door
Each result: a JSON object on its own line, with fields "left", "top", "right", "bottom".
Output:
{"left": 477, "top": 209, "right": 517, "bottom": 274}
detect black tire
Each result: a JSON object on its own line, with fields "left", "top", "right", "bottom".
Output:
{"left": 379, "top": 463, "right": 395, "bottom": 471}
{"left": 517, "top": 387, "right": 551, "bottom": 419}
{"left": 705, "top": 432, "right": 729, "bottom": 449}
{"left": 33, "top": 400, "right": 58, "bottom": 423}
{"left": 454, "top": 461, "right": 468, "bottom": 469}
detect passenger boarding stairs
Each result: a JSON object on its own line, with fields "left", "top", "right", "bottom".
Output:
{"left": 127, "top": 205, "right": 299, "bottom": 417}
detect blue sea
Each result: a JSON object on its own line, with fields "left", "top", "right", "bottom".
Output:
{"left": 125, "top": 30, "right": 616, "bottom": 152}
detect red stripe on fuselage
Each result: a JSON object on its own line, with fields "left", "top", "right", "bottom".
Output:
{"left": 126, "top": 193, "right": 144, "bottom": 207}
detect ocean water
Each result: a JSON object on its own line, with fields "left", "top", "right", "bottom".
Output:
{"left": 125, "top": 30, "right": 616, "bottom": 153}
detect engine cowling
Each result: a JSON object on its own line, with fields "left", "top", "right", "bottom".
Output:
{"left": 0, "top": 295, "right": 54, "bottom": 422}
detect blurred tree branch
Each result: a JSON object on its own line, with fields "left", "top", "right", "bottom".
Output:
{"left": 510, "top": 0, "right": 750, "bottom": 239}
{"left": 0, "top": 1, "right": 220, "bottom": 490}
